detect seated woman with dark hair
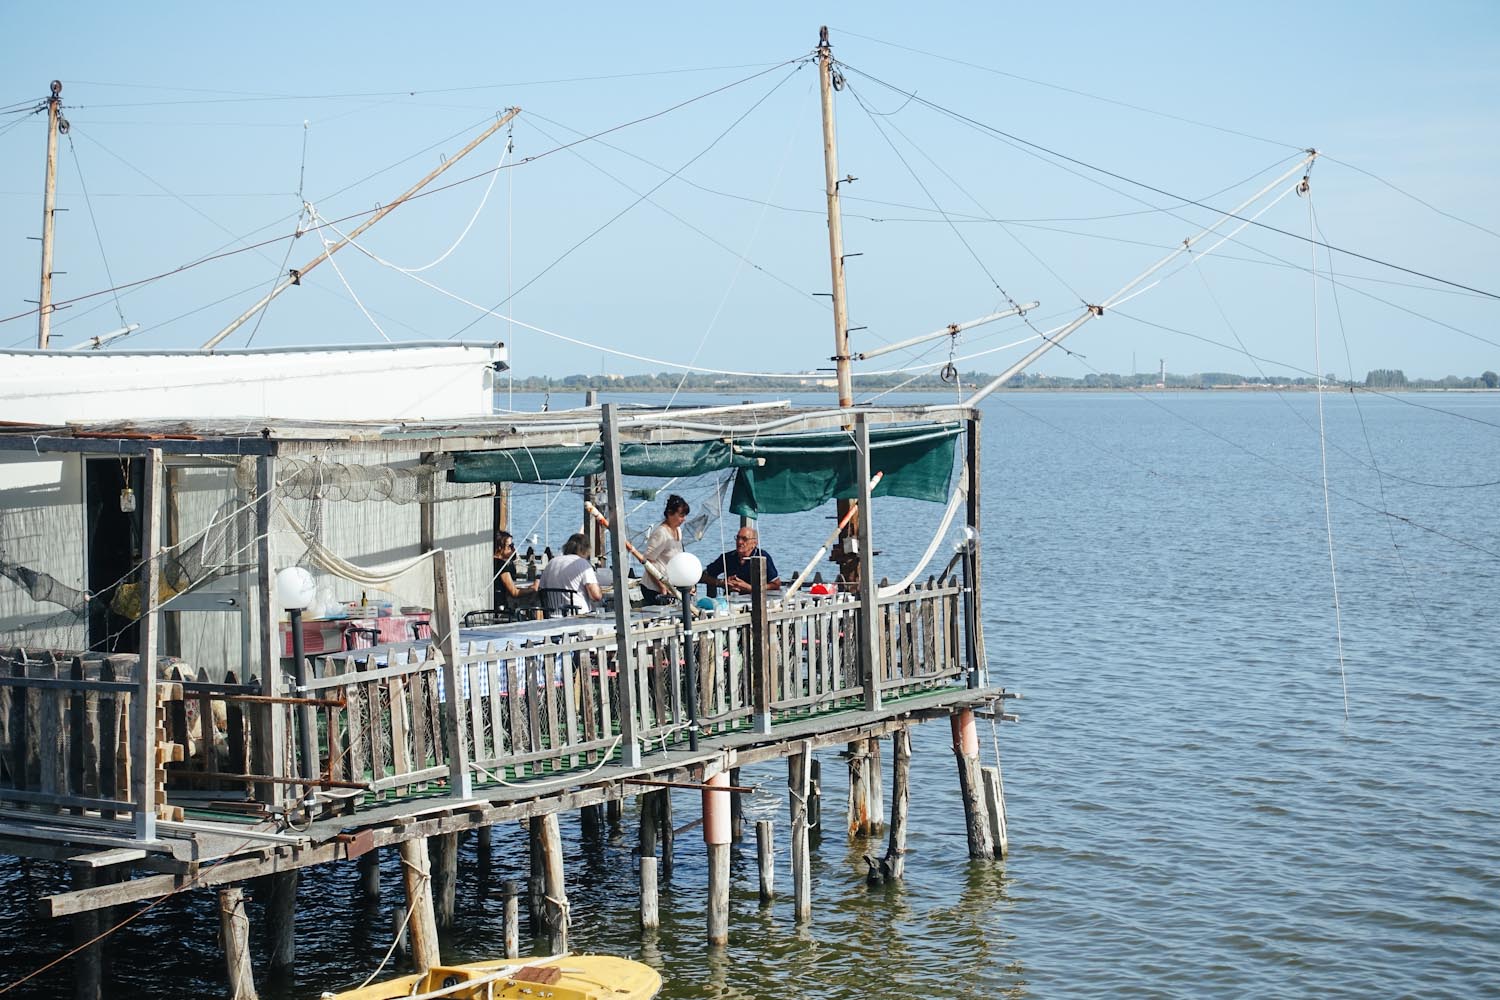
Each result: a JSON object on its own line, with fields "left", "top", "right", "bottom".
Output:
{"left": 493, "top": 530, "right": 538, "bottom": 615}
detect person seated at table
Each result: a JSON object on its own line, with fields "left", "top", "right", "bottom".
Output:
{"left": 641, "top": 494, "right": 689, "bottom": 605}
{"left": 538, "top": 533, "right": 604, "bottom": 615}
{"left": 494, "top": 530, "right": 539, "bottom": 615}
{"left": 702, "top": 526, "right": 781, "bottom": 594}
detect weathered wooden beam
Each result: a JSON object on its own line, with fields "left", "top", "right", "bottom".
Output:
{"left": 431, "top": 549, "right": 472, "bottom": 800}
{"left": 501, "top": 879, "right": 520, "bottom": 958}
{"left": 218, "top": 887, "right": 258, "bottom": 1000}
{"left": 639, "top": 854, "right": 659, "bottom": 931}
{"left": 538, "top": 812, "right": 567, "bottom": 954}
{"left": 756, "top": 819, "right": 774, "bottom": 904}
{"left": 599, "top": 403, "right": 642, "bottom": 768}
{"left": 951, "top": 709, "right": 993, "bottom": 860}
{"left": 982, "top": 764, "right": 1008, "bottom": 860}
{"left": 399, "top": 838, "right": 440, "bottom": 973}
{"left": 704, "top": 769, "right": 730, "bottom": 946}
{"left": 788, "top": 744, "right": 812, "bottom": 924}
{"left": 886, "top": 725, "right": 911, "bottom": 880}
{"left": 132, "top": 449, "right": 163, "bottom": 840}
{"left": 70, "top": 866, "right": 101, "bottom": 1000}
{"left": 262, "top": 869, "right": 298, "bottom": 973}
{"left": 854, "top": 414, "right": 881, "bottom": 712}
{"left": 430, "top": 832, "right": 458, "bottom": 928}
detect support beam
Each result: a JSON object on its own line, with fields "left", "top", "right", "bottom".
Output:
{"left": 432, "top": 548, "right": 472, "bottom": 799}
{"left": 756, "top": 820, "right": 775, "bottom": 905}
{"left": 639, "top": 855, "right": 659, "bottom": 931}
{"left": 658, "top": 788, "right": 674, "bottom": 879}
{"left": 846, "top": 740, "right": 869, "bottom": 839}
{"left": 538, "top": 812, "right": 568, "bottom": 954}
{"left": 252, "top": 455, "right": 285, "bottom": 810}
{"left": 399, "top": 838, "right": 440, "bottom": 974}
{"left": 430, "top": 832, "right": 458, "bottom": 928}
{"left": 70, "top": 867, "right": 101, "bottom": 1000}
{"left": 788, "top": 745, "right": 812, "bottom": 923}
{"left": 951, "top": 709, "right": 993, "bottom": 860}
{"left": 729, "top": 767, "right": 744, "bottom": 842}
{"left": 528, "top": 818, "right": 546, "bottom": 933}
{"left": 982, "top": 765, "right": 1009, "bottom": 860}
{"left": 867, "top": 735, "right": 885, "bottom": 833}
{"left": 854, "top": 414, "right": 881, "bottom": 712}
{"left": 501, "top": 880, "right": 520, "bottom": 958}
{"left": 263, "top": 870, "right": 298, "bottom": 974}
{"left": 132, "top": 449, "right": 163, "bottom": 840}
{"left": 358, "top": 849, "right": 381, "bottom": 902}
{"left": 218, "top": 887, "right": 258, "bottom": 1000}
{"left": 967, "top": 415, "right": 987, "bottom": 686}
{"left": 886, "top": 726, "right": 911, "bottom": 880}
{"left": 599, "top": 404, "right": 642, "bottom": 767}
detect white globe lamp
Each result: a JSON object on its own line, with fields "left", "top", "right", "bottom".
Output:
{"left": 664, "top": 550, "right": 703, "bottom": 750}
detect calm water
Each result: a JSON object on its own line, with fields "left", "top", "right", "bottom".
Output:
{"left": 3, "top": 390, "right": 1497, "bottom": 998}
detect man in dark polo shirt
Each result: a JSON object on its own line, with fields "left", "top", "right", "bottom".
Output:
{"left": 701, "top": 526, "right": 781, "bottom": 593}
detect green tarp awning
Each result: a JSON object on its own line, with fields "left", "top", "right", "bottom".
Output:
{"left": 451, "top": 422, "right": 961, "bottom": 517}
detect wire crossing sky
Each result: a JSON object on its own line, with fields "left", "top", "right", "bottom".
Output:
{"left": 1, "top": 2, "right": 1495, "bottom": 381}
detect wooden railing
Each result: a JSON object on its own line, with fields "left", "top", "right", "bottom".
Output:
{"left": 0, "top": 582, "right": 972, "bottom": 821}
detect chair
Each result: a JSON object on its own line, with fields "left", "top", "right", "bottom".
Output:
{"left": 538, "top": 587, "right": 581, "bottom": 618}
{"left": 463, "top": 608, "right": 512, "bottom": 628}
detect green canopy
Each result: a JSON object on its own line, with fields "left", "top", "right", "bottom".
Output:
{"left": 728, "top": 423, "right": 960, "bottom": 516}
{"left": 450, "top": 422, "right": 961, "bottom": 517}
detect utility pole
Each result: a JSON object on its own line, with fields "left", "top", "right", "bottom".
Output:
{"left": 37, "top": 80, "right": 66, "bottom": 349}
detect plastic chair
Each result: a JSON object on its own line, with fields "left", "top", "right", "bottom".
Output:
{"left": 538, "top": 588, "right": 581, "bottom": 618}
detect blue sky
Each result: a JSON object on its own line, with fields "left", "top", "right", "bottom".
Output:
{"left": 2, "top": 2, "right": 1495, "bottom": 382}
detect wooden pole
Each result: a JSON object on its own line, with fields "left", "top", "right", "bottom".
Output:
{"left": 431, "top": 549, "right": 472, "bottom": 799}
{"left": 854, "top": 414, "right": 881, "bottom": 713}
{"left": 788, "top": 744, "right": 812, "bottom": 923}
{"left": 808, "top": 758, "right": 823, "bottom": 840}
{"left": 358, "top": 848, "right": 381, "bottom": 902}
{"left": 886, "top": 726, "right": 911, "bottom": 880}
{"left": 501, "top": 880, "right": 520, "bottom": 958}
{"left": 639, "top": 855, "right": 659, "bottom": 931}
{"left": 639, "top": 790, "right": 659, "bottom": 861}
{"left": 132, "top": 449, "right": 163, "bottom": 840}
{"left": 580, "top": 802, "right": 603, "bottom": 840}
{"left": 756, "top": 820, "right": 775, "bottom": 905}
{"left": 538, "top": 812, "right": 568, "bottom": 954}
{"left": 70, "top": 866, "right": 101, "bottom": 1000}
{"left": 982, "top": 765, "right": 1009, "bottom": 859}
{"left": 399, "top": 838, "right": 441, "bottom": 973}
{"left": 729, "top": 766, "right": 744, "bottom": 842}
{"left": 658, "top": 788, "right": 674, "bottom": 879}
{"left": 218, "top": 887, "right": 258, "bottom": 1000}
{"left": 264, "top": 870, "right": 298, "bottom": 973}
{"left": 867, "top": 735, "right": 885, "bottom": 833}
{"left": 817, "top": 30, "right": 853, "bottom": 411}
{"left": 430, "top": 832, "right": 458, "bottom": 928}
{"left": 600, "top": 404, "right": 642, "bottom": 767}
{"left": 704, "top": 770, "right": 731, "bottom": 945}
{"left": 967, "top": 415, "right": 987, "bottom": 685}
{"left": 37, "top": 81, "right": 62, "bottom": 349}
{"left": 252, "top": 455, "right": 284, "bottom": 811}
{"left": 528, "top": 818, "right": 546, "bottom": 933}
{"left": 951, "top": 709, "right": 993, "bottom": 859}
{"left": 606, "top": 796, "right": 623, "bottom": 831}
{"left": 846, "top": 740, "right": 868, "bottom": 839}
{"left": 747, "top": 558, "right": 772, "bottom": 735}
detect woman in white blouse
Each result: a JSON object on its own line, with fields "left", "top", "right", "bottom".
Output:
{"left": 641, "top": 494, "right": 689, "bottom": 604}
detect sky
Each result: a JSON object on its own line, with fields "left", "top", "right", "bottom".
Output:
{"left": 1, "top": 2, "right": 1496, "bottom": 383}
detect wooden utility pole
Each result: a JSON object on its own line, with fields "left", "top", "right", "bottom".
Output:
{"left": 38, "top": 80, "right": 65, "bottom": 349}
{"left": 817, "top": 29, "right": 852, "bottom": 410}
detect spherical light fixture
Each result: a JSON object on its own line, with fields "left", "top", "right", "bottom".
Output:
{"left": 665, "top": 551, "right": 703, "bottom": 590}
{"left": 275, "top": 566, "right": 316, "bottom": 611}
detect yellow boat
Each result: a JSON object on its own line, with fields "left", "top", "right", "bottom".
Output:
{"left": 324, "top": 953, "right": 662, "bottom": 1000}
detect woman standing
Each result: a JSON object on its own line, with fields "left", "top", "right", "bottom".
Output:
{"left": 641, "top": 494, "right": 689, "bottom": 604}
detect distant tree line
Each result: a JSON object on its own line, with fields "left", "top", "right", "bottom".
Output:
{"left": 497, "top": 369, "right": 1500, "bottom": 392}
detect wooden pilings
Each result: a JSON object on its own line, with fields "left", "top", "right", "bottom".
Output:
{"left": 951, "top": 709, "right": 994, "bottom": 860}
{"left": 537, "top": 812, "right": 568, "bottom": 954}
{"left": 263, "top": 870, "right": 298, "bottom": 974}
{"left": 357, "top": 849, "right": 381, "bottom": 902}
{"left": 788, "top": 745, "right": 812, "bottom": 923}
{"left": 70, "top": 867, "right": 101, "bottom": 1000}
{"left": 846, "top": 740, "right": 869, "bottom": 838}
{"left": 886, "top": 725, "right": 911, "bottom": 879}
{"left": 704, "top": 770, "right": 731, "bottom": 945}
{"left": 398, "top": 838, "right": 440, "bottom": 973}
{"left": 501, "top": 879, "right": 520, "bottom": 958}
{"left": 430, "top": 833, "right": 458, "bottom": 928}
{"left": 218, "top": 887, "right": 258, "bottom": 1000}
{"left": 639, "top": 855, "right": 660, "bottom": 930}
{"left": 756, "top": 820, "right": 775, "bottom": 904}
{"left": 982, "top": 764, "right": 1009, "bottom": 859}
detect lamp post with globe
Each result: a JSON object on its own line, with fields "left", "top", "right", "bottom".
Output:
{"left": 665, "top": 551, "right": 703, "bottom": 751}
{"left": 275, "top": 566, "right": 318, "bottom": 782}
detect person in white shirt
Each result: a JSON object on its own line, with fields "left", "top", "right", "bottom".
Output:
{"left": 538, "top": 533, "right": 604, "bottom": 616}
{"left": 640, "top": 494, "right": 689, "bottom": 605}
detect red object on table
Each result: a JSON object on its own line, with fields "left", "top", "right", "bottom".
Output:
{"left": 279, "top": 613, "right": 430, "bottom": 656}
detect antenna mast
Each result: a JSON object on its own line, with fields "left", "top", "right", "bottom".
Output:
{"left": 37, "top": 80, "right": 66, "bottom": 349}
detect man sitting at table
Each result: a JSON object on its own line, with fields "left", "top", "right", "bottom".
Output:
{"left": 701, "top": 526, "right": 782, "bottom": 594}
{"left": 538, "top": 533, "right": 604, "bottom": 615}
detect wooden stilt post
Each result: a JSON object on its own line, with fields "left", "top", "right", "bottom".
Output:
{"left": 606, "top": 796, "right": 623, "bottom": 831}
{"left": 658, "top": 789, "right": 674, "bottom": 879}
{"left": 639, "top": 791, "right": 659, "bottom": 860}
{"left": 70, "top": 867, "right": 101, "bottom": 1000}
{"left": 501, "top": 880, "right": 520, "bottom": 959}
{"left": 358, "top": 848, "right": 381, "bottom": 902}
{"left": 867, "top": 736, "right": 885, "bottom": 833}
{"left": 854, "top": 414, "right": 882, "bottom": 713}
{"left": 600, "top": 403, "right": 643, "bottom": 768}
{"left": 264, "top": 870, "right": 298, "bottom": 974}
{"left": 431, "top": 549, "right": 472, "bottom": 800}
{"left": 538, "top": 812, "right": 568, "bottom": 954}
{"left": 639, "top": 855, "right": 659, "bottom": 931}
{"left": 399, "top": 838, "right": 441, "bottom": 973}
{"left": 528, "top": 818, "right": 546, "bottom": 934}
{"left": 430, "top": 833, "right": 458, "bottom": 928}
{"left": 729, "top": 767, "right": 744, "bottom": 843}
{"left": 982, "top": 765, "right": 1009, "bottom": 859}
{"left": 788, "top": 743, "right": 812, "bottom": 923}
{"left": 808, "top": 758, "right": 822, "bottom": 840}
{"left": 846, "top": 740, "right": 868, "bottom": 838}
{"left": 704, "top": 770, "right": 731, "bottom": 945}
{"left": 886, "top": 726, "right": 911, "bottom": 879}
{"left": 477, "top": 823, "right": 493, "bottom": 857}
{"left": 219, "top": 887, "right": 258, "bottom": 1000}
{"left": 951, "top": 709, "right": 994, "bottom": 859}
{"left": 756, "top": 820, "right": 775, "bottom": 905}
{"left": 581, "top": 802, "right": 603, "bottom": 840}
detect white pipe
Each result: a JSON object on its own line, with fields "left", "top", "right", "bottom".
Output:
{"left": 68, "top": 323, "right": 140, "bottom": 350}
{"left": 856, "top": 302, "right": 1039, "bottom": 361}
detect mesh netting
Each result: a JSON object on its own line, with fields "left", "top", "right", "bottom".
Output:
{"left": 235, "top": 457, "right": 492, "bottom": 505}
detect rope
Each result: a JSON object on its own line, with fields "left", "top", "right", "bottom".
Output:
{"left": 280, "top": 501, "right": 437, "bottom": 586}
{"left": 351, "top": 865, "right": 428, "bottom": 991}
{"left": 878, "top": 459, "right": 968, "bottom": 598}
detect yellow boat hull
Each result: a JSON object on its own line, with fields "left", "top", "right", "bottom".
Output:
{"left": 325, "top": 953, "right": 661, "bottom": 1000}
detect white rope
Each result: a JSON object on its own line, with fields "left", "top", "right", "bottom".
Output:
{"left": 312, "top": 205, "right": 392, "bottom": 342}
{"left": 281, "top": 502, "right": 436, "bottom": 586}
{"left": 381, "top": 137, "right": 510, "bottom": 273}
{"left": 878, "top": 459, "right": 968, "bottom": 598}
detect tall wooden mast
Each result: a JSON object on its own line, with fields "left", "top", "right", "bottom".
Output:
{"left": 817, "top": 28, "right": 853, "bottom": 410}
{"left": 37, "top": 80, "right": 64, "bottom": 349}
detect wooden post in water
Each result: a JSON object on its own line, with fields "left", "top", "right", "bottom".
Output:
{"left": 808, "top": 758, "right": 822, "bottom": 840}
{"left": 580, "top": 802, "right": 603, "bottom": 840}
{"left": 358, "top": 848, "right": 381, "bottom": 902}
{"left": 704, "top": 770, "right": 731, "bottom": 945}
{"left": 263, "top": 870, "right": 298, "bottom": 974}
{"left": 399, "top": 838, "right": 441, "bottom": 973}
{"left": 729, "top": 766, "right": 744, "bottom": 842}
{"left": 430, "top": 832, "right": 458, "bottom": 928}
{"left": 218, "top": 887, "right": 258, "bottom": 1000}
{"left": 70, "top": 866, "right": 101, "bottom": 1000}
{"left": 982, "top": 764, "right": 1009, "bottom": 859}
{"left": 639, "top": 855, "right": 660, "bottom": 931}
{"left": 528, "top": 818, "right": 546, "bottom": 933}
{"left": 951, "top": 709, "right": 993, "bottom": 859}
{"left": 756, "top": 820, "right": 775, "bottom": 904}
{"left": 501, "top": 880, "right": 520, "bottom": 958}
{"left": 868, "top": 736, "right": 885, "bottom": 833}
{"left": 886, "top": 726, "right": 911, "bottom": 879}
{"left": 846, "top": 739, "right": 869, "bottom": 838}
{"left": 788, "top": 744, "right": 812, "bottom": 923}
{"left": 658, "top": 789, "right": 675, "bottom": 879}
{"left": 607, "top": 797, "right": 623, "bottom": 831}
{"left": 538, "top": 812, "right": 568, "bottom": 954}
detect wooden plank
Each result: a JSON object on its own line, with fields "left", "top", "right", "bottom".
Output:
{"left": 37, "top": 652, "right": 62, "bottom": 814}
{"left": 561, "top": 646, "right": 580, "bottom": 769}
{"left": 388, "top": 657, "right": 411, "bottom": 790}
{"left": 484, "top": 648, "right": 506, "bottom": 763}
{"left": 528, "top": 649, "right": 548, "bottom": 770}
{"left": 578, "top": 648, "right": 597, "bottom": 763}
{"left": 365, "top": 671, "right": 385, "bottom": 796}
{"left": 342, "top": 675, "right": 365, "bottom": 786}
{"left": 506, "top": 656, "right": 525, "bottom": 770}
{"left": 410, "top": 658, "right": 432, "bottom": 779}
{"left": 196, "top": 667, "right": 215, "bottom": 774}
{"left": 466, "top": 646, "right": 486, "bottom": 767}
